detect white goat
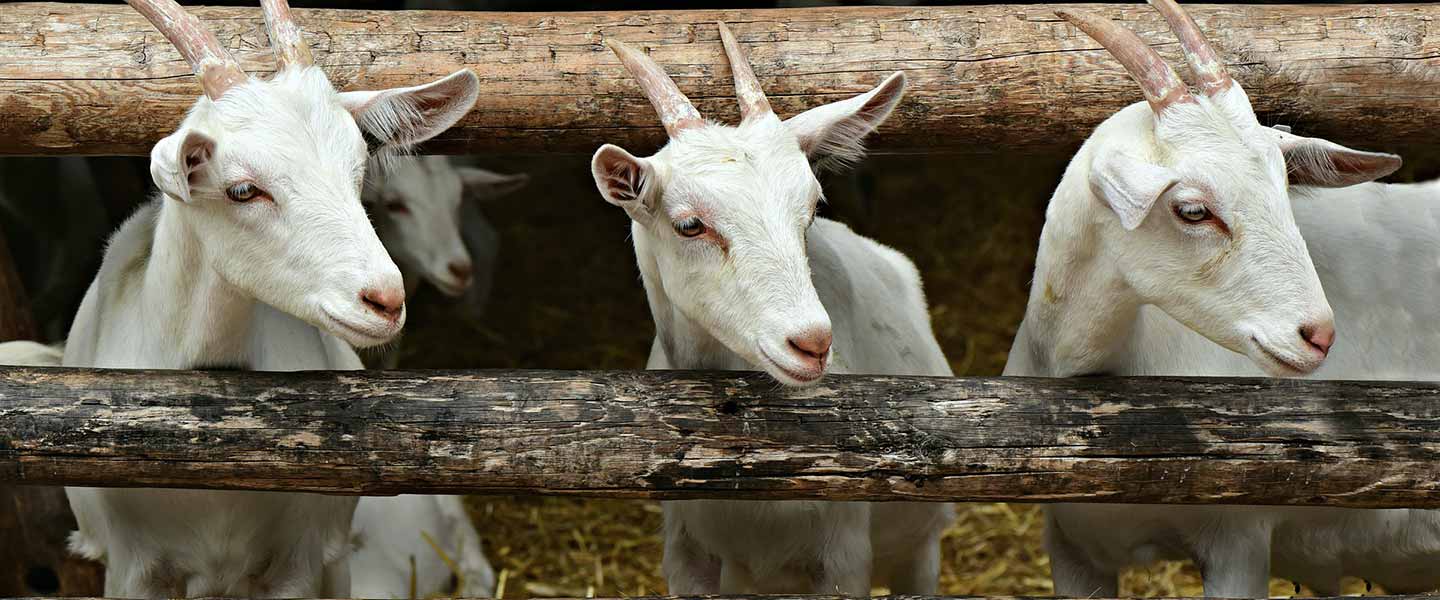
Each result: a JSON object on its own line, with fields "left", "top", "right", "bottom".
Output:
{"left": 0, "top": 340, "right": 63, "bottom": 366}
{"left": 364, "top": 155, "right": 527, "bottom": 299}
{"left": 592, "top": 24, "right": 953, "bottom": 595}
{"left": 350, "top": 494, "right": 497, "bottom": 598}
{"left": 14, "top": 159, "right": 514, "bottom": 597}
{"left": 1004, "top": 1, "right": 1414, "bottom": 597}
{"left": 1043, "top": 145, "right": 1440, "bottom": 598}
{"left": 61, "top": 1, "right": 479, "bottom": 596}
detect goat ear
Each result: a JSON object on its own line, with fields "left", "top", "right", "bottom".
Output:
{"left": 150, "top": 128, "right": 217, "bottom": 203}
{"left": 591, "top": 144, "right": 657, "bottom": 219}
{"left": 457, "top": 168, "right": 530, "bottom": 201}
{"left": 1270, "top": 126, "right": 1402, "bottom": 188}
{"left": 783, "top": 71, "right": 906, "bottom": 169}
{"left": 1090, "top": 152, "right": 1179, "bottom": 231}
{"left": 339, "top": 69, "right": 480, "bottom": 153}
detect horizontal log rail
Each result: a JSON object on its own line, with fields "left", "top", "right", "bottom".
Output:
{"left": 2, "top": 367, "right": 1440, "bottom": 507}
{"left": 8, "top": 597, "right": 1435, "bottom": 600}
{"left": 1, "top": 3, "right": 1437, "bottom": 156}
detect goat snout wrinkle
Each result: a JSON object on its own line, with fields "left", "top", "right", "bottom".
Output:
{"left": 787, "top": 329, "right": 833, "bottom": 361}
{"left": 361, "top": 287, "right": 405, "bottom": 321}
{"left": 448, "top": 261, "right": 473, "bottom": 281}
{"left": 1301, "top": 322, "right": 1335, "bottom": 356}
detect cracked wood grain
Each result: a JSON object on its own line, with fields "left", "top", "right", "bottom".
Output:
{"left": 0, "top": 3, "right": 1437, "bottom": 156}
{"left": 2, "top": 367, "right": 1440, "bottom": 508}
{"left": 7, "top": 596, "right": 1438, "bottom": 600}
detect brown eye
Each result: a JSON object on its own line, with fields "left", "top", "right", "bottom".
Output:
{"left": 386, "top": 202, "right": 410, "bottom": 215}
{"left": 226, "top": 182, "right": 266, "bottom": 203}
{"left": 1176, "top": 203, "right": 1210, "bottom": 223}
{"left": 674, "top": 217, "right": 706, "bottom": 238}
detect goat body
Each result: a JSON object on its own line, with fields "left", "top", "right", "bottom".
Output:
{"left": 1041, "top": 180, "right": 1440, "bottom": 596}
{"left": 64, "top": 203, "right": 363, "bottom": 597}
{"left": 648, "top": 219, "right": 955, "bottom": 595}
{"left": 350, "top": 494, "right": 497, "bottom": 598}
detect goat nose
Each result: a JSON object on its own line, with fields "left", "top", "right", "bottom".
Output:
{"left": 1301, "top": 322, "right": 1335, "bottom": 356}
{"left": 787, "top": 329, "right": 833, "bottom": 361}
{"left": 448, "top": 261, "right": 473, "bottom": 281}
{"left": 360, "top": 286, "right": 405, "bottom": 322}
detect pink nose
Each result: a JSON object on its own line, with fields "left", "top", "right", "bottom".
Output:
{"left": 1301, "top": 322, "right": 1335, "bottom": 356}
{"left": 787, "top": 329, "right": 833, "bottom": 363}
{"left": 360, "top": 286, "right": 405, "bottom": 322}
{"left": 448, "top": 261, "right": 473, "bottom": 282}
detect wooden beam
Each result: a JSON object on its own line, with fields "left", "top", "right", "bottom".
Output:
{"left": 1, "top": 3, "right": 1436, "bottom": 156}
{"left": 7, "top": 596, "right": 1433, "bottom": 600}
{"left": 0, "top": 232, "right": 103, "bottom": 595}
{"left": 2, "top": 367, "right": 1440, "bottom": 508}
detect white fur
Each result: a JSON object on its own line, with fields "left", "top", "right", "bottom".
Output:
{"left": 1005, "top": 93, "right": 1334, "bottom": 382}
{"left": 350, "top": 495, "right": 496, "bottom": 598}
{"left": 1005, "top": 86, "right": 1416, "bottom": 596}
{"left": 364, "top": 155, "right": 526, "bottom": 299}
{"left": 0, "top": 340, "right": 63, "bottom": 366}
{"left": 60, "top": 64, "right": 479, "bottom": 598}
{"left": 594, "top": 71, "right": 953, "bottom": 594}
{"left": 1040, "top": 179, "right": 1440, "bottom": 597}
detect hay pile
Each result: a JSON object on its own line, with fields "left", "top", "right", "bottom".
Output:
{"left": 463, "top": 497, "right": 1375, "bottom": 598}
{"left": 406, "top": 153, "right": 1390, "bottom": 598}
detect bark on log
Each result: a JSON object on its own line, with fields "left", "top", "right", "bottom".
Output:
{"left": 0, "top": 3, "right": 1437, "bottom": 156}
{"left": 2, "top": 367, "right": 1440, "bottom": 508}
{"left": 0, "top": 232, "right": 103, "bottom": 595}
{"left": 4, "top": 597, "right": 1434, "bottom": 600}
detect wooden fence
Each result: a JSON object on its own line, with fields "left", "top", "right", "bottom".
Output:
{"left": 2, "top": 2, "right": 1439, "bottom": 599}
{"left": 1, "top": 3, "right": 1438, "bottom": 156}
{"left": 3, "top": 367, "right": 1440, "bottom": 508}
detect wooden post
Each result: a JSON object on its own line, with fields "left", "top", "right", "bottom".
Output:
{"left": 0, "top": 3, "right": 1437, "bottom": 156}
{"left": 0, "top": 231, "right": 103, "bottom": 596}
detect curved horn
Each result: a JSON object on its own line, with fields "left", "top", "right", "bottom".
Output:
{"left": 717, "top": 22, "right": 773, "bottom": 123}
{"left": 607, "top": 39, "right": 705, "bottom": 137}
{"left": 260, "top": 0, "right": 313, "bottom": 71}
{"left": 1148, "top": 0, "right": 1233, "bottom": 96}
{"left": 1057, "top": 9, "right": 1192, "bottom": 114}
{"left": 125, "top": 0, "right": 246, "bottom": 99}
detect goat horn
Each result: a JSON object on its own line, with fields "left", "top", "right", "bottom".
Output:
{"left": 1057, "top": 9, "right": 1192, "bottom": 114}
{"left": 125, "top": 0, "right": 246, "bottom": 99}
{"left": 1148, "top": 0, "right": 1233, "bottom": 96}
{"left": 260, "top": 0, "right": 313, "bottom": 71}
{"left": 717, "top": 22, "right": 773, "bottom": 123}
{"left": 607, "top": 39, "right": 705, "bottom": 138}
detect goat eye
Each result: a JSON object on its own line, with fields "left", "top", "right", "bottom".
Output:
{"left": 1176, "top": 203, "right": 1210, "bottom": 223}
{"left": 674, "top": 217, "right": 706, "bottom": 238}
{"left": 386, "top": 202, "right": 410, "bottom": 215}
{"left": 225, "top": 183, "right": 265, "bottom": 203}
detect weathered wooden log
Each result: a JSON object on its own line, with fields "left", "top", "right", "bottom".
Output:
{"left": 2, "top": 367, "right": 1440, "bottom": 508}
{"left": 5, "top": 596, "right": 1433, "bottom": 600}
{"left": 0, "top": 3, "right": 1436, "bottom": 156}
{"left": 0, "top": 231, "right": 103, "bottom": 595}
